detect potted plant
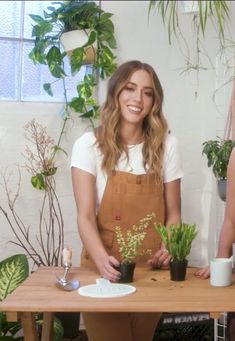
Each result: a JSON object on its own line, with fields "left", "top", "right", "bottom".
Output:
{"left": 0, "top": 254, "right": 29, "bottom": 340}
{"left": 202, "top": 137, "right": 235, "bottom": 201}
{"left": 114, "top": 213, "right": 155, "bottom": 283}
{"left": 155, "top": 223, "right": 198, "bottom": 281}
{"left": 0, "top": 254, "right": 63, "bottom": 340}
{"left": 28, "top": 0, "right": 117, "bottom": 119}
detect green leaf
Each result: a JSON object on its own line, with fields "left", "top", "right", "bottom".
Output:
{"left": 31, "top": 173, "right": 45, "bottom": 190}
{"left": 0, "top": 255, "right": 29, "bottom": 301}
{"left": 69, "top": 97, "right": 85, "bottom": 113}
{"left": 43, "top": 83, "right": 53, "bottom": 96}
{"left": 42, "top": 167, "right": 57, "bottom": 177}
{"left": 70, "top": 48, "right": 84, "bottom": 75}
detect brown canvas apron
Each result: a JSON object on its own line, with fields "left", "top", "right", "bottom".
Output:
{"left": 80, "top": 170, "right": 164, "bottom": 267}
{"left": 80, "top": 171, "right": 165, "bottom": 341}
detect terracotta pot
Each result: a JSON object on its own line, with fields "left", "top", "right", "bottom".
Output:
{"left": 116, "top": 262, "right": 136, "bottom": 283}
{"left": 60, "top": 30, "right": 95, "bottom": 64}
{"left": 170, "top": 259, "right": 188, "bottom": 281}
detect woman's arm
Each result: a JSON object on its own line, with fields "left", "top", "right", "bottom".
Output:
{"left": 71, "top": 167, "right": 120, "bottom": 281}
{"left": 217, "top": 149, "right": 235, "bottom": 258}
{"left": 148, "top": 178, "right": 181, "bottom": 268}
{"left": 195, "top": 148, "right": 235, "bottom": 279}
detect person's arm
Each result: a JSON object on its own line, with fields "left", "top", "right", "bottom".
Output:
{"left": 71, "top": 167, "right": 120, "bottom": 282}
{"left": 195, "top": 148, "right": 235, "bottom": 279}
{"left": 148, "top": 178, "right": 181, "bottom": 268}
{"left": 217, "top": 149, "right": 235, "bottom": 257}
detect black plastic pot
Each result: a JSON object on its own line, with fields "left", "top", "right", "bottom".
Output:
{"left": 117, "top": 262, "right": 136, "bottom": 283}
{"left": 170, "top": 259, "right": 188, "bottom": 281}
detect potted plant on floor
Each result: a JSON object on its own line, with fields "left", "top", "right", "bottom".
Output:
{"left": 0, "top": 254, "right": 29, "bottom": 340}
{"left": 114, "top": 213, "right": 155, "bottom": 283}
{"left": 202, "top": 137, "right": 235, "bottom": 201}
{"left": 0, "top": 254, "right": 63, "bottom": 340}
{"left": 155, "top": 222, "right": 198, "bottom": 281}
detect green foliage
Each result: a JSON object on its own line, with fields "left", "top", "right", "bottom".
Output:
{"left": 0, "top": 255, "right": 63, "bottom": 340}
{"left": 114, "top": 213, "right": 155, "bottom": 263}
{"left": 155, "top": 223, "right": 198, "bottom": 261}
{"left": 148, "top": 0, "right": 232, "bottom": 79}
{"left": 0, "top": 255, "right": 29, "bottom": 301}
{"left": 202, "top": 137, "right": 235, "bottom": 179}
{"left": 36, "top": 315, "right": 63, "bottom": 341}
{"left": 28, "top": 0, "right": 117, "bottom": 119}
{"left": 0, "top": 254, "right": 29, "bottom": 340}
{"left": 149, "top": 0, "right": 230, "bottom": 44}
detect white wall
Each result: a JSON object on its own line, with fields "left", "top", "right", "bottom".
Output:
{"left": 0, "top": 1, "right": 234, "bottom": 268}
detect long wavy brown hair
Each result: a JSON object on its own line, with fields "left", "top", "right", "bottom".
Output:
{"left": 95, "top": 60, "right": 168, "bottom": 180}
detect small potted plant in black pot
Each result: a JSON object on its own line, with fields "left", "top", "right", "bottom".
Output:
{"left": 154, "top": 222, "right": 198, "bottom": 281}
{"left": 114, "top": 213, "right": 155, "bottom": 283}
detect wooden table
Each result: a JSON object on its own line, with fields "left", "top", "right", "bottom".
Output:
{"left": 1, "top": 266, "right": 235, "bottom": 340}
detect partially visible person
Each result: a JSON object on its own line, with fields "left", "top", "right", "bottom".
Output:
{"left": 195, "top": 148, "right": 235, "bottom": 341}
{"left": 71, "top": 60, "right": 183, "bottom": 341}
{"left": 195, "top": 148, "right": 235, "bottom": 279}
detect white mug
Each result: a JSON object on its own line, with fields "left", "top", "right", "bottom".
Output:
{"left": 210, "top": 258, "right": 232, "bottom": 287}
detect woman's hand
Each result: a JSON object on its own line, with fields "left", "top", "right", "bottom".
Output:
{"left": 97, "top": 255, "right": 121, "bottom": 282}
{"left": 147, "top": 249, "right": 171, "bottom": 269}
{"left": 194, "top": 266, "right": 210, "bottom": 279}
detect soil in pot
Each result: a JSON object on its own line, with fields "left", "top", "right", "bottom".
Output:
{"left": 170, "top": 259, "right": 188, "bottom": 281}
{"left": 116, "top": 262, "right": 136, "bottom": 283}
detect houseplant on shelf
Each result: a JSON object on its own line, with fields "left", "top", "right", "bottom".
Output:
{"left": 114, "top": 213, "right": 155, "bottom": 283}
{"left": 202, "top": 137, "right": 235, "bottom": 201}
{"left": 155, "top": 222, "right": 198, "bottom": 281}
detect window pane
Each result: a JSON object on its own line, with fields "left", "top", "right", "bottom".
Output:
{"left": 0, "top": 40, "right": 19, "bottom": 100}
{"left": 24, "top": 1, "right": 57, "bottom": 39}
{"left": 0, "top": 1, "right": 21, "bottom": 38}
{"left": 22, "top": 41, "right": 87, "bottom": 102}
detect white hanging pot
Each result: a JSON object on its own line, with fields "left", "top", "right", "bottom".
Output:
{"left": 181, "top": 1, "right": 199, "bottom": 14}
{"left": 60, "top": 29, "right": 96, "bottom": 64}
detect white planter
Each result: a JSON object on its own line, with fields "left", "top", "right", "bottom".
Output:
{"left": 60, "top": 29, "right": 95, "bottom": 64}
{"left": 181, "top": 1, "right": 199, "bottom": 14}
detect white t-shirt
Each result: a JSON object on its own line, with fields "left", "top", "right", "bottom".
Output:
{"left": 71, "top": 131, "right": 183, "bottom": 205}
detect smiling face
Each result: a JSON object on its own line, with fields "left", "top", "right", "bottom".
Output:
{"left": 118, "top": 69, "right": 154, "bottom": 128}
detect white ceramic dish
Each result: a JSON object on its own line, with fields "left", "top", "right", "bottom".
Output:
{"left": 78, "top": 278, "right": 136, "bottom": 298}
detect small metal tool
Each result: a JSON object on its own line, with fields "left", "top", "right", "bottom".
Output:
{"left": 56, "top": 247, "right": 79, "bottom": 291}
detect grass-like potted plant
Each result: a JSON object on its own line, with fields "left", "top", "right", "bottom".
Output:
{"left": 114, "top": 213, "right": 155, "bottom": 283}
{"left": 155, "top": 223, "right": 198, "bottom": 281}
{"left": 202, "top": 137, "right": 235, "bottom": 201}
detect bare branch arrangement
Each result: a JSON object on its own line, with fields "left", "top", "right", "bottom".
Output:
{"left": 0, "top": 119, "right": 65, "bottom": 269}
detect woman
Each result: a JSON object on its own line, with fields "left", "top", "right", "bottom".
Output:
{"left": 195, "top": 148, "right": 235, "bottom": 340}
{"left": 71, "top": 60, "right": 183, "bottom": 341}
{"left": 195, "top": 148, "right": 235, "bottom": 278}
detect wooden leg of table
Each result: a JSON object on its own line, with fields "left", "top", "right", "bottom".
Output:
{"left": 20, "top": 312, "right": 39, "bottom": 341}
{"left": 210, "top": 312, "right": 221, "bottom": 319}
{"left": 41, "top": 312, "right": 54, "bottom": 341}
